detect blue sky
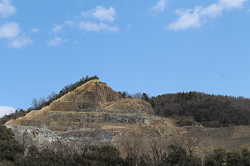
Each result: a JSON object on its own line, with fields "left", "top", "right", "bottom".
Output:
{"left": 0, "top": 0, "right": 250, "bottom": 117}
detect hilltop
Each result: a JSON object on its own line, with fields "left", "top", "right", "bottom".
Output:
{"left": 3, "top": 77, "right": 250, "bottom": 160}
{"left": 5, "top": 79, "right": 173, "bottom": 155}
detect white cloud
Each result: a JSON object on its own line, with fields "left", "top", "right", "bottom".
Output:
{"left": 0, "top": 0, "right": 16, "bottom": 18}
{"left": 168, "top": 7, "right": 202, "bottom": 30}
{"left": 200, "top": 3, "right": 224, "bottom": 18}
{"left": 168, "top": 0, "right": 248, "bottom": 30}
{"left": 0, "top": 22, "right": 20, "bottom": 38}
{"left": 219, "top": 0, "right": 247, "bottom": 9}
{"left": 79, "top": 21, "right": 119, "bottom": 32}
{"left": 0, "top": 1, "right": 33, "bottom": 49}
{"left": 65, "top": 20, "right": 76, "bottom": 26}
{"left": 68, "top": 6, "right": 119, "bottom": 33}
{"left": 150, "top": 0, "right": 168, "bottom": 13}
{"left": 31, "top": 28, "right": 40, "bottom": 33}
{"left": 51, "top": 24, "right": 64, "bottom": 33}
{"left": 81, "top": 6, "right": 116, "bottom": 22}
{"left": 0, "top": 22, "right": 33, "bottom": 48}
{"left": 0, "top": 106, "right": 15, "bottom": 118}
{"left": 48, "top": 36, "right": 68, "bottom": 46}
{"left": 9, "top": 35, "right": 33, "bottom": 48}
{"left": 92, "top": 6, "right": 116, "bottom": 22}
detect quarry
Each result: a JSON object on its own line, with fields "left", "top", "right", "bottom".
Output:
{"left": 5, "top": 79, "right": 250, "bottom": 158}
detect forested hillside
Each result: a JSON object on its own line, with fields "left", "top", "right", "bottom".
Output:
{"left": 150, "top": 91, "right": 250, "bottom": 127}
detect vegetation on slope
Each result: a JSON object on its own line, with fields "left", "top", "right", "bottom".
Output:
{"left": 0, "top": 123, "right": 125, "bottom": 166}
{"left": 1, "top": 75, "right": 250, "bottom": 128}
{"left": 31, "top": 75, "right": 99, "bottom": 110}
{"left": 0, "top": 75, "right": 99, "bottom": 124}
{"left": 150, "top": 91, "right": 250, "bottom": 127}
{"left": 1, "top": 125, "right": 250, "bottom": 166}
{"left": 2, "top": 75, "right": 250, "bottom": 165}
{"left": 0, "top": 123, "right": 25, "bottom": 165}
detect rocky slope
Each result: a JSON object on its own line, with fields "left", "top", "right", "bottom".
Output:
{"left": 5, "top": 80, "right": 172, "bottom": 153}
{"left": 5, "top": 79, "right": 250, "bottom": 157}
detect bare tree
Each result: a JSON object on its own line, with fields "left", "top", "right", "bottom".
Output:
{"left": 31, "top": 98, "right": 39, "bottom": 108}
{"left": 46, "top": 91, "right": 56, "bottom": 101}
{"left": 172, "top": 133, "right": 200, "bottom": 156}
{"left": 133, "top": 92, "right": 142, "bottom": 99}
{"left": 149, "top": 139, "right": 167, "bottom": 165}
{"left": 121, "top": 138, "right": 142, "bottom": 166}
{"left": 184, "top": 135, "right": 200, "bottom": 156}
{"left": 39, "top": 97, "right": 46, "bottom": 104}
{"left": 38, "top": 97, "right": 47, "bottom": 107}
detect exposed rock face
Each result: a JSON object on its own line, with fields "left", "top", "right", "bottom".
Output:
{"left": 45, "top": 112, "right": 150, "bottom": 125}
{"left": 6, "top": 79, "right": 250, "bottom": 157}
{"left": 5, "top": 80, "right": 160, "bottom": 154}
{"left": 5, "top": 124, "right": 64, "bottom": 156}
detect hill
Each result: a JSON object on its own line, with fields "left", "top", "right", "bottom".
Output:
{"left": 3, "top": 77, "right": 250, "bottom": 160}
{"left": 5, "top": 79, "right": 170, "bottom": 155}
{"left": 151, "top": 91, "right": 250, "bottom": 127}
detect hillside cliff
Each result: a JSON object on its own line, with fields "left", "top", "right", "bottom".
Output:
{"left": 6, "top": 80, "right": 172, "bottom": 154}
{"left": 5, "top": 79, "right": 250, "bottom": 157}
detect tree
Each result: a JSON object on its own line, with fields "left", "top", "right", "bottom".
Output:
{"left": 31, "top": 98, "right": 39, "bottom": 108}
{"left": 213, "top": 147, "right": 227, "bottom": 165}
{"left": 120, "top": 91, "right": 129, "bottom": 98}
{"left": 195, "top": 112, "right": 202, "bottom": 122}
{"left": 226, "top": 151, "right": 243, "bottom": 166}
{"left": 184, "top": 135, "right": 200, "bottom": 156}
{"left": 172, "top": 134, "right": 200, "bottom": 156}
{"left": 141, "top": 93, "right": 149, "bottom": 102}
{"left": 133, "top": 92, "right": 142, "bottom": 99}
{"left": 38, "top": 97, "right": 46, "bottom": 107}
{"left": 166, "top": 145, "right": 202, "bottom": 166}
{"left": 122, "top": 92, "right": 127, "bottom": 98}
{"left": 99, "top": 145, "right": 124, "bottom": 165}
{"left": 242, "top": 148, "right": 250, "bottom": 166}
{"left": 121, "top": 138, "right": 142, "bottom": 166}
{"left": 46, "top": 91, "right": 56, "bottom": 101}
{"left": 204, "top": 147, "right": 227, "bottom": 166}
{"left": 149, "top": 139, "right": 167, "bottom": 166}
{"left": 204, "top": 154, "right": 218, "bottom": 166}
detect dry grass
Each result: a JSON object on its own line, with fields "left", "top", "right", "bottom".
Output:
{"left": 45, "top": 80, "right": 123, "bottom": 112}
{"left": 6, "top": 79, "right": 250, "bottom": 156}
{"left": 6, "top": 106, "right": 53, "bottom": 125}
{"left": 101, "top": 125, "right": 128, "bottom": 129}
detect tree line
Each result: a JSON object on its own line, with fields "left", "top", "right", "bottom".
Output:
{"left": 31, "top": 75, "right": 99, "bottom": 110}
{"left": 1, "top": 76, "right": 250, "bottom": 128}
{"left": 150, "top": 91, "right": 250, "bottom": 127}
{"left": 0, "top": 75, "right": 99, "bottom": 124}
{"left": 1, "top": 123, "right": 250, "bottom": 166}
{"left": 116, "top": 90, "right": 250, "bottom": 128}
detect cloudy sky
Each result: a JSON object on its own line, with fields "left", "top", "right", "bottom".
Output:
{"left": 0, "top": 0, "right": 250, "bottom": 117}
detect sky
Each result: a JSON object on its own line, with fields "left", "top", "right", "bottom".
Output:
{"left": 0, "top": 0, "right": 250, "bottom": 117}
